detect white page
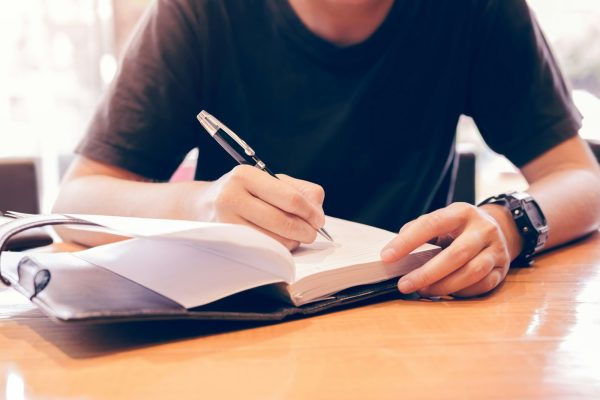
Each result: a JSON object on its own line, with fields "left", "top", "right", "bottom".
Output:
{"left": 292, "top": 216, "right": 437, "bottom": 281}
{"left": 65, "top": 214, "right": 229, "bottom": 236}
{"left": 66, "top": 214, "right": 295, "bottom": 280}
{"left": 73, "top": 238, "right": 285, "bottom": 308}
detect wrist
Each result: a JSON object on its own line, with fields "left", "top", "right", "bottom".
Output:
{"left": 173, "top": 180, "right": 214, "bottom": 221}
{"left": 479, "top": 192, "right": 549, "bottom": 266}
{"left": 480, "top": 203, "right": 524, "bottom": 261}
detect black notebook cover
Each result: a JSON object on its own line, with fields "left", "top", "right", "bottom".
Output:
{"left": 0, "top": 215, "right": 411, "bottom": 324}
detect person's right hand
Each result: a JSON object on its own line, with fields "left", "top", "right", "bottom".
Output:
{"left": 194, "top": 165, "right": 326, "bottom": 250}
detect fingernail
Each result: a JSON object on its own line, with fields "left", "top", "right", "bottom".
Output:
{"left": 398, "top": 277, "right": 414, "bottom": 293}
{"left": 381, "top": 247, "right": 397, "bottom": 261}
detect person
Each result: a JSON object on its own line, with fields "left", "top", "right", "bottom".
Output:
{"left": 53, "top": 0, "right": 600, "bottom": 298}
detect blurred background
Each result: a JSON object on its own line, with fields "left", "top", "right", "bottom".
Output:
{"left": 0, "top": 0, "right": 599, "bottom": 211}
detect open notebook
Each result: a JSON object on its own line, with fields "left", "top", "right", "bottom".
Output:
{"left": 0, "top": 214, "right": 440, "bottom": 322}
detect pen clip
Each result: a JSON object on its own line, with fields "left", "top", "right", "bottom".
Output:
{"left": 220, "top": 124, "right": 256, "bottom": 157}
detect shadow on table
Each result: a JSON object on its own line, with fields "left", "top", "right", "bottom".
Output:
{"left": 7, "top": 290, "right": 408, "bottom": 360}
{"left": 10, "top": 309, "right": 287, "bottom": 359}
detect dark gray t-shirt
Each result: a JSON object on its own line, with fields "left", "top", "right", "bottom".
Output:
{"left": 78, "top": 0, "right": 581, "bottom": 232}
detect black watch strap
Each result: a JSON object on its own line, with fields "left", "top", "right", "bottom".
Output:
{"left": 478, "top": 192, "right": 549, "bottom": 267}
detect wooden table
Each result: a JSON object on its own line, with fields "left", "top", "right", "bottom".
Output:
{"left": 1, "top": 235, "right": 600, "bottom": 399}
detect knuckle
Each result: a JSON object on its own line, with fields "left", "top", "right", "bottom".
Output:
{"left": 280, "top": 216, "right": 309, "bottom": 241}
{"left": 470, "top": 259, "right": 490, "bottom": 278}
{"left": 480, "top": 220, "right": 500, "bottom": 238}
{"left": 497, "top": 248, "right": 510, "bottom": 268}
{"left": 449, "top": 202, "right": 474, "bottom": 216}
{"left": 398, "top": 221, "right": 412, "bottom": 233}
{"left": 230, "top": 165, "right": 252, "bottom": 181}
{"left": 412, "top": 270, "right": 433, "bottom": 288}
{"left": 415, "top": 215, "right": 428, "bottom": 227}
{"left": 287, "top": 192, "right": 306, "bottom": 212}
{"left": 449, "top": 242, "right": 471, "bottom": 261}
{"left": 311, "top": 184, "right": 325, "bottom": 203}
{"left": 420, "top": 213, "right": 442, "bottom": 231}
{"left": 486, "top": 252, "right": 499, "bottom": 267}
{"left": 284, "top": 217, "right": 315, "bottom": 243}
{"left": 448, "top": 202, "right": 477, "bottom": 226}
{"left": 480, "top": 215, "right": 506, "bottom": 238}
{"left": 483, "top": 274, "right": 498, "bottom": 292}
{"left": 489, "top": 235, "right": 509, "bottom": 260}
{"left": 281, "top": 216, "right": 299, "bottom": 237}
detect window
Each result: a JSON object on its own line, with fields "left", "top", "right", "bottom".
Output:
{"left": 0, "top": 0, "right": 115, "bottom": 208}
{"left": 460, "top": 0, "right": 600, "bottom": 198}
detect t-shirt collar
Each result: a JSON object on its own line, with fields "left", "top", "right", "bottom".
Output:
{"left": 270, "top": 0, "right": 406, "bottom": 70}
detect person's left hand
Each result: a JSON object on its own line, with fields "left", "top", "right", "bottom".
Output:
{"left": 380, "top": 202, "right": 519, "bottom": 298}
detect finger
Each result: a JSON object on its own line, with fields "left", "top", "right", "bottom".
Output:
{"left": 277, "top": 174, "right": 326, "bottom": 206}
{"left": 398, "top": 220, "right": 414, "bottom": 233}
{"left": 417, "top": 248, "right": 497, "bottom": 297}
{"left": 396, "top": 230, "right": 488, "bottom": 294}
{"left": 243, "top": 218, "right": 301, "bottom": 251}
{"left": 400, "top": 220, "right": 442, "bottom": 245}
{"left": 237, "top": 167, "right": 325, "bottom": 229}
{"left": 236, "top": 193, "right": 318, "bottom": 244}
{"left": 452, "top": 267, "right": 505, "bottom": 297}
{"left": 381, "top": 205, "right": 470, "bottom": 263}
{"left": 218, "top": 212, "right": 300, "bottom": 251}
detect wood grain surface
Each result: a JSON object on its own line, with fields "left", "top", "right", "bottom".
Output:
{"left": 1, "top": 234, "right": 600, "bottom": 399}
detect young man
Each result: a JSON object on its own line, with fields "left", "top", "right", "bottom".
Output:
{"left": 54, "top": 0, "right": 600, "bottom": 298}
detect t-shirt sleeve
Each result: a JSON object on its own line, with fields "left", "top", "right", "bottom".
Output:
{"left": 76, "top": 0, "right": 203, "bottom": 180}
{"left": 465, "top": 0, "right": 582, "bottom": 167}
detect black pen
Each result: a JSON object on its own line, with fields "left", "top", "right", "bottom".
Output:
{"left": 197, "top": 110, "right": 333, "bottom": 242}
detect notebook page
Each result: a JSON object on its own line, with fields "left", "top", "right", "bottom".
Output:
{"left": 292, "top": 216, "right": 436, "bottom": 281}
{"left": 65, "top": 214, "right": 220, "bottom": 236}
{"left": 73, "top": 238, "right": 284, "bottom": 309}
{"left": 65, "top": 214, "right": 295, "bottom": 280}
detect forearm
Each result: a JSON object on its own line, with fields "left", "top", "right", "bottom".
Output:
{"left": 482, "top": 167, "right": 600, "bottom": 261}
{"left": 527, "top": 168, "right": 600, "bottom": 248}
{"left": 52, "top": 176, "right": 208, "bottom": 246}
{"left": 388, "top": 137, "right": 600, "bottom": 298}
{"left": 52, "top": 162, "right": 326, "bottom": 249}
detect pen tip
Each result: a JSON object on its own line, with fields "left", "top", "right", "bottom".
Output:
{"left": 319, "top": 228, "right": 334, "bottom": 242}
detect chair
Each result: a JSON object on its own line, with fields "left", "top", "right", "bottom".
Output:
{"left": 0, "top": 158, "right": 40, "bottom": 213}
{"left": 453, "top": 149, "right": 476, "bottom": 204}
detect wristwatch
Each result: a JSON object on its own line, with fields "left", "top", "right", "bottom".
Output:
{"left": 478, "top": 191, "right": 549, "bottom": 266}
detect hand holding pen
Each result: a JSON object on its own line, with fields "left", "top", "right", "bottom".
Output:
{"left": 197, "top": 110, "right": 333, "bottom": 249}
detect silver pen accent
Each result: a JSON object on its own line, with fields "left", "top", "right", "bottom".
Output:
{"left": 197, "top": 110, "right": 333, "bottom": 242}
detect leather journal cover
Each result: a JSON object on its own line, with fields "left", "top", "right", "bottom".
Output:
{"left": 0, "top": 215, "right": 410, "bottom": 324}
